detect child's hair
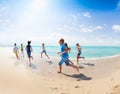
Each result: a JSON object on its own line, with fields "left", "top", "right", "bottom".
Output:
{"left": 64, "top": 43, "right": 68, "bottom": 48}
{"left": 76, "top": 43, "right": 79, "bottom": 46}
{"left": 28, "top": 41, "right": 31, "bottom": 44}
{"left": 64, "top": 43, "right": 71, "bottom": 52}
{"left": 14, "top": 43, "right": 16, "bottom": 46}
{"left": 59, "top": 38, "right": 64, "bottom": 43}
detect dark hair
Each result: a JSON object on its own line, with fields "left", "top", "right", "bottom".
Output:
{"left": 64, "top": 43, "right": 68, "bottom": 48}
{"left": 14, "top": 43, "right": 16, "bottom": 46}
{"left": 76, "top": 43, "right": 79, "bottom": 46}
{"left": 59, "top": 38, "right": 64, "bottom": 43}
{"left": 64, "top": 43, "right": 71, "bottom": 52}
{"left": 28, "top": 41, "right": 31, "bottom": 44}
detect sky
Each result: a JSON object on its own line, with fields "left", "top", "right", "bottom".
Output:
{"left": 0, "top": 0, "right": 120, "bottom": 46}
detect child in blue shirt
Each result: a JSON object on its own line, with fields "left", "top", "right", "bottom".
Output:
{"left": 58, "top": 39, "right": 79, "bottom": 73}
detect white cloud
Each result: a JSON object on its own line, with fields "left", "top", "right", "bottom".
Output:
{"left": 57, "top": 24, "right": 103, "bottom": 33}
{"left": 112, "top": 25, "right": 120, "bottom": 32}
{"left": 0, "top": 7, "right": 6, "bottom": 12}
{"left": 47, "top": 32, "right": 89, "bottom": 45}
{"left": 63, "top": 24, "right": 69, "bottom": 29}
{"left": 82, "top": 12, "right": 91, "bottom": 18}
{"left": 94, "top": 26, "right": 103, "bottom": 30}
{"left": 72, "top": 15, "right": 77, "bottom": 22}
{"left": 79, "top": 25, "right": 103, "bottom": 32}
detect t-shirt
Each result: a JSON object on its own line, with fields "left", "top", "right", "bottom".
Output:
{"left": 76, "top": 45, "right": 81, "bottom": 51}
{"left": 13, "top": 46, "right": 18, "bottom": 52}
{"left": 61, "top": 44, "right": 68, "bottom": 58}
{"left": 26, "top": 45, "right": 31, "bottom": 52}
{"left": 21, "top": 45, "right": 23, "bottom": 50}
{"left": 42, "top": 46, "right": 45, "bottom": 51}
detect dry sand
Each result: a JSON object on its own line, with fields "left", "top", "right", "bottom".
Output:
{"left": 0, "top": 47, "right": 120, "bottom": 94}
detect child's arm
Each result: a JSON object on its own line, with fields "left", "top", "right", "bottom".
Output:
{"left": 57, "top": 52, "right": 61, "bottom": 54}
{"left": 57, "top": 52, "right": 64, "bottom": 56}
{"left": 25, "top": 46, "right": 27, "bottom": 51}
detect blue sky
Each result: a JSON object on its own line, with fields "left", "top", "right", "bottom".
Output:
{"left": 0, "top": 0, "right": 120, "bottom": 46}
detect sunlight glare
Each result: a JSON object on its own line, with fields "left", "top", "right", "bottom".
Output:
{"left": 31, "top": 0, "right": 47, "bottom": 10}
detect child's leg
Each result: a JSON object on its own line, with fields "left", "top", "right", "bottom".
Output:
{"left": 65, "top": 60, "right": 79, "bottom": 72}
{"left": 58, "top": 58, "right": 65, "bottom": 73}
{"left": 41, "top": 52, "right": 43, "bottom": 58}
{"left": 58, "top": 65, "right": 62, "bottom": 73}
{"left": 15, "top": 52, "right": 19, "bottom": 59}
{"left": 29, "top": 58, "right": 31, "bottom": 67}
{"left": 31, "top": 56, "right": 33, "bottom": 60}
{"left": 69, "top": 64, "right": 79, "bottom": 72}
{"left": 77, "top": 56, "right": 79, "bottom": 64}
{"left": 22, "top": 51, "right": 24, "bottom": 57}
{"left": 45, "top": 53, "right": 50, "bottom": 59}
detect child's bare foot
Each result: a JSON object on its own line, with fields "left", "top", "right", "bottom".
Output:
{"left": 57, "top": 71, "right": 62, "bottom": 73}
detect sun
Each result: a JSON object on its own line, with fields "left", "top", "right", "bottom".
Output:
{"left": 31, "top": 0, "right": 47, "bottom": 10}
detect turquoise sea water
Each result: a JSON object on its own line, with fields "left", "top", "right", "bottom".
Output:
{"left": 32, "top": 46, "right": 120, "bottom": 58}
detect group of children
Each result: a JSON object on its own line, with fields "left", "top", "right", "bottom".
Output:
{"left": 13, "top": 39, "right": 85, "bottom": 73}
{"left": 13, "top": 41, "right": 49, "bottom": 67}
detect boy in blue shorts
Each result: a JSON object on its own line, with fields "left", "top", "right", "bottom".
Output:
{"left": 26, "top": 41, "right": 33, "bottom": 67}
{"left": 58, "top": 39, "right": 79, "bottom": 73}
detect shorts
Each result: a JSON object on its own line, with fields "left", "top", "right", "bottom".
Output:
{"left": 27, "top": 52, "right": 31, "bottom": 58}
{"left": 41, "top": 50, "right": 47, "bottom": 54}
{"left": 14, "top": 51, "right": 18, "bottom": 56}
{"left": 77, "top": 50, "right": 81, "bottom": 56}
{"left": 59, "top": 57, "right": 70, "bottom": 66}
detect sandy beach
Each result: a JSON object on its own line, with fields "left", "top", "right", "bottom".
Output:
{"left": 0, "top": 47, "right": 120, "bottom": 94}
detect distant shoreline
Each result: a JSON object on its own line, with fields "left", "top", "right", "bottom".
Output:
{"left": 1, "top": 46, "right": 120, "bottom": 59}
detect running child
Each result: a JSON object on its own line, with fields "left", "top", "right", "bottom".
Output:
{"left": 76, "top": 43, "right": 85, "bottom": 64}
{"left": 13, "top": 43, "right": 20, "bottom": 59}
{"left": 26, "top": 41, "right": 33, "bottom": 67}
{"left": 41, "top": 43, "right": 50, "bottom": 59}
{"left": 57, "top": 39, "right": 79, "bottom": 73}
{"left": 20, "top": 43, "right": 24, "bottom": 57}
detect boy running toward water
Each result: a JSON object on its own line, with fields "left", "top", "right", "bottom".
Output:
{"left": 41, "top": 43, "right": 50, "bottom": 59}
{"left": 13, "top": 43, "right": 20, "bottom": 59}
{"left": 20, "top": 43, "right": 24, "bottom": 57}
{"left": 76, "top": 43, "right": 85, "bottom": 64}
{"left": 57, "top": 39, "right": 79, "bottom": 73}
{"left": 26, "top": 41, "right": 33, "bottom": 67}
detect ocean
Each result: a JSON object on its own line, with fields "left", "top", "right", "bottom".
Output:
{"left": 31, "top": 46, "right": 120, "bottom": 58}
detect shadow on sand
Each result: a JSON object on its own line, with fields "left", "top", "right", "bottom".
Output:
{"left": 31, "top": 63, "right": 37, "bottom": 69}
{"left": 45, "top": 60, "right": 53, "bottom": 65}
{"left": 82, "top": 63, "right": 94, "bottom": 66}
{"left": 62, "top": 73, "right": 92, "bottom": 81}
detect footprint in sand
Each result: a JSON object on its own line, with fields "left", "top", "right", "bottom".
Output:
{"left": 114, "top": 85, "right": 120, "bottom": 89}
{"left": 61, "top": 93, "right": 70, "bottom": 94}
{"left": 108, "top": 85, "right": 120, "bottom": 94}
{"left": 75, "top": 86, "right": 80, "bottom": 88}
{"left": 49, "top": 87, "right": 58, "bottom": 91}
{"left": 77, "top": 78, "right": 81, "bottom": 81}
